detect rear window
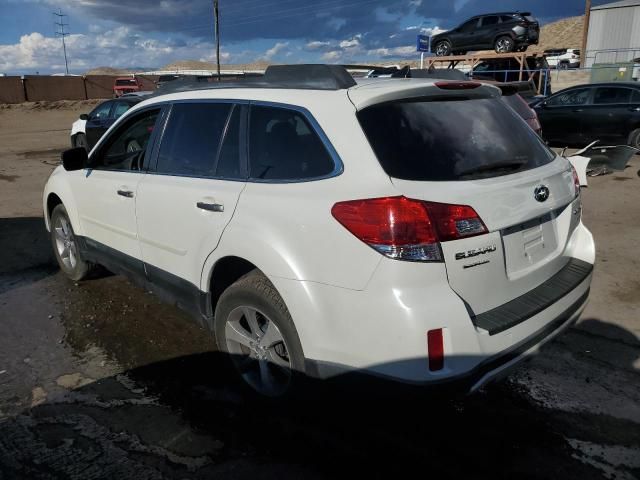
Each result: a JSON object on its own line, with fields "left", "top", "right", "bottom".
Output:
{"left": 116, "top": 79, "right": 136, "bottom": 86}
{"left": 357, "top": 97, "right": 555, "bottom": 181}
{"left": 501, "top": 94, "right": 533, "bottom": 119}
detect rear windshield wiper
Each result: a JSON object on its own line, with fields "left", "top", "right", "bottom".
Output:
{"left": 457, "top": 161, "right": 527, "bottom": 178}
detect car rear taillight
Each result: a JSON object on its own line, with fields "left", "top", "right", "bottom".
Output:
{"left": 331, "top": 196, "right": 487, "bottom": 262}
{"left": 427, "top": 329, "right": 444, "bottom": 371}
{"left": 570, "top": 164, "right": 581, "bottom": 197}
{"left": 435, "top": 81, "right": 481, "bottom": 90}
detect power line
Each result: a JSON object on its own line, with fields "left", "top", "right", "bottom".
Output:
{"left": 53, "top": 8, "right": 70, "bottom": 75}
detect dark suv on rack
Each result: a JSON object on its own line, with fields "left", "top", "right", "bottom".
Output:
{"left": 431, "top": 12, "right": 540, "bottom": 56}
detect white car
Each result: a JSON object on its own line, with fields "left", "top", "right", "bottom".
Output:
{"left": 545, "top": 48, "right": 581, "bottom": 69}
{"left": 43, "top": 65, "right": 595, "bottom": 397}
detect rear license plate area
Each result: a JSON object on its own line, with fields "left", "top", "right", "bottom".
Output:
{"left": 501, "top": 212, "right": 558, "bottom": 278}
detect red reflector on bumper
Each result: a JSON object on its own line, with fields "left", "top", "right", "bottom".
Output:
{"left": 427, "top": 329, "right": 444, "bottom": 371}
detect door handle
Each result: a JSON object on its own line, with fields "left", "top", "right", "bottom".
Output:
{"left": 197, "top": 202, "right": 224, "bottom": 212}
{"left": 117, "top": 190, "right": 134, "bottom": 198}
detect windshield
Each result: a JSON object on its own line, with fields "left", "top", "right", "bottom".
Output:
{"left": 116, "top": 79, "right": 136, "bottom": 86}
{"left": 357, "top": 97, "right": 555, "bottom": 181}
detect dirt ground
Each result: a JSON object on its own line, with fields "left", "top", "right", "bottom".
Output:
{"left": 0, "top": 103, "right": 639, "bottom": 479}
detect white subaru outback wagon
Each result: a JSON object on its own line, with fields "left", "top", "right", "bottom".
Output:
{"left": 43, "top": 65, "right": 595, "bottom": 397}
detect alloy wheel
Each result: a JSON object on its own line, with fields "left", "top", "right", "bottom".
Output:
{"left": 495, "top": 38, "right": 513, "bottom": 53}
{"left": 54, "top": 215, "right": 77, "bottom": 270}
{"left": 224, "top": 305, "right": 292, "bottom": 397}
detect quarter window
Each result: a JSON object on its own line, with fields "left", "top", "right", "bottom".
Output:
{"left": 547, "top": 88, "right": 591, "bottom": 106}
{"left": 248, "top": 105, "right": 335, "bottom": 181}
{"left": 156, "top": 103, "right": 232, "bottom": 177}
{"left": 593, "top": 87, "right": 632, "bottom": 105}
{"left": 93, "top": 108, "right": 160, "bottom": 171}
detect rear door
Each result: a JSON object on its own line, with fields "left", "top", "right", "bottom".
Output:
{"left": 535, "top": 87, "right": 593, "bottom": 144}
{"left": 134, "top": 101, "right": 247, "bottom": 290}
{"left": 478, "top": 15, "right": 500, "bottom": 48}
{"left": 582, "top": 86, "right": 639, "bottom": 144}
{"left": 357, "top": 94, "right": 579, "bottom": 315}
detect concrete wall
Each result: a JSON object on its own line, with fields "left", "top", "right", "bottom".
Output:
{"left": 586, "top": 5, "right": 640, "bottom": 66}
{"left": 0, "top": 77, "right": 26, "bottom": 104}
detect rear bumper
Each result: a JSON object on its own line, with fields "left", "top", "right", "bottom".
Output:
{"left": 270, "top": 222, "right": 595, "bottom": 388}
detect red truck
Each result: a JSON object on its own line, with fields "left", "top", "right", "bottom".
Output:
{"left": 112, "top": 77, "right": 143, "bottom": 97}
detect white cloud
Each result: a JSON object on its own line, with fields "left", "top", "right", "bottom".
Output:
{"left": 305, "top": 41, "right": 331, "bottom": 50}
{"left": 339, "top": 35, "right": 361, "bottom": 49}
{"left": 0, "top": 28, "right": 231, "bottom": 74}
{"left": 367, "top": 45, "right": 416, "bottom": 58}
{"left": 321, "top": 50, "right": 343, "bottom": 61}
{"left": 262, "top": 42, "right": 289, "bottom": 60}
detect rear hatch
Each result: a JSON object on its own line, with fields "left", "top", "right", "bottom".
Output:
{"left": 521, "top": 13, "right": 539, "bottom": 41}
{"left": 355, "top": 83, "right": 579, "bottom": 316}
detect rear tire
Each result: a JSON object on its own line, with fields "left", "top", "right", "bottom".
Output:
{"left": 50, "top": 204, "right": 96, "bottom": 281}
{"left": 434, "top": 40, "right": 452, "bottom": 56}
{"left": 214, "top": 270, "right": 305, "bottom": 398}
{"left": 494, "top": 36, "right": 515, "bottom": 53}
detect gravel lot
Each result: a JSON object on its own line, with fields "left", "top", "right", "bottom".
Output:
{"left": 0, "top": 103, "right": 638, "bottom": 479}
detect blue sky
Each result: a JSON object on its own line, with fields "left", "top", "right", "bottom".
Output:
{"left": 0, "top": 0, "right": 611, "bottom": 74}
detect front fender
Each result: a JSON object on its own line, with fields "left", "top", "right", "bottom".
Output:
{"left": 43, "top": 167, "right": 84, "bottom": 236}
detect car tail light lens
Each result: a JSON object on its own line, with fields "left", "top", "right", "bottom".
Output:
{"left": 570, "top": 164, "right": 581, "bottom": 197}
{"left": 427, "top": 329, "right": 444, "bottom": 371}
{"left": 435, "top": 81, "right": 481, "bottom": 90}
{"left": 331, "top": 196, "right": 487, "bottom": 262}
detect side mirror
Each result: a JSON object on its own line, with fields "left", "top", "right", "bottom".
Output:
{"left": 79, "top": 113, "right": 89, "bottom": 120}
{"left": 61, "top": 147, "right": 88, "bottom": 171}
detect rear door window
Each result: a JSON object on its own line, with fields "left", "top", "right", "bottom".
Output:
{"left": 357, "top": 97, "right": 554, "bottom": 181}
{"left": 112, "top": 101, "right": 131, "bottom": 119}
{"left": 156, "top": 103, "right": 232, "bottom": 177}
{"left": 593, "top": 87, "right": 632, "bottom": 105}
{"left": 481, "top": 16, "right": 499, "bottom": 27}
{"left": 248, "top": 105, "right": 335, "bottom": 181}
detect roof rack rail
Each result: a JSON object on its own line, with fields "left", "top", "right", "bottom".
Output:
{"left": 388, "top": 66, "right": 468, "bottom": 80}
{"left": 151, "top": 64, "right": 356, "bottom": 96}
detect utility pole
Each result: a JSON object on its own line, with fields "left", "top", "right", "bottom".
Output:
{"left": 580, "top": 0, "right": 592, "bottom": 68}
{"left": 214, "top": 0, "right": 221, "bottom": 81}
{"left": 53, "top": 9, "right": 70, "bottom": 75}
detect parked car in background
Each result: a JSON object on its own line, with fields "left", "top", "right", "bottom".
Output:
{"left": 472, "top": 56, "right": 552, "bottom": 95}
{"left": 71, "top": 95, "right": 149, "bottom": 151}
{"left": 113, "top": 77, "right": 142, "bottom": 97}
{"left": 497, "top": 84, "right": 542, "bottom": 135}
{"left": 431, "top": 12, "right": 539, "bottom": 56}
{"left": 156, "top": 74, "right": 182, "bottom": 88}
{"left": 45, "top": 65, "right": 593, "bottom": 398}
{"left": 532, "top": 82, "right": 640, "bottom": 147}
{"left": 545, "top": 49, "right": 581, "bottom": 69}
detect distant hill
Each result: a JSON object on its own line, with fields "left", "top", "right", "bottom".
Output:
{"left": 538, "top": 15, "right": 585, "bottom": 51}
{"left": 162, "top": 60, "right": 271, "bottom": 71}
{"left": 84, "top": 66, "right": 132, "bottom": 75}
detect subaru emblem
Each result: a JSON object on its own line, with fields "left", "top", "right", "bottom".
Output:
{"left": 534, "top": 185, "right": 550, "bottom": 202}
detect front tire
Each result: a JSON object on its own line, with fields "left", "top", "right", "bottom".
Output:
{"left": 214, "top": 270, "right": 305, "bottom": 398}
{"left": 50, "top": 204, "right": 96, "bottom": 281}
{"left": 494, "top": 36, "right": 515, "bottom": 53}
{"left": 434, "top": 40, "right": 452, "bottom": 56}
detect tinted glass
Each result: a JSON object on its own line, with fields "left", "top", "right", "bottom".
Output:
{"left": 215, "top": 105, "right": 242, "bottom": 179}
{"left": 482, "top": 16, "right": 499, "bottom": 26}
{"left": 547, "top": 88, "right": 591, "bottom": 106}
{"left": 357, "top": 98, "right": 554, "bottom": 181}
{"left": 460, "top": 19, "right": 478, "bottom": 32}
{"left": 249, "top": 106, "right": 334, "bottom": 180}
{"left": 593, "top": 87, "right": 632, "bottom": 104}
{"left": 96, "top": 109, "right": 159, "bottom": 170}
{"left": 501, "top": 94, "right": 533, "bottom": 119}
{"left": 116, "top": 79, "right": 137, "bottom": 86}
{"left": 632, "top": 90, "right": 640, "bottom": 103}
{"left": 156, "top": 103, "right": 232, "bottom": 177}
{"left": 500, "top": 15, "right": 515, "bottom": 22}
{"left": 112, "top": 102, "right": 131, "bottom": 119}
{"left": 90, "top": 102, "right": 111, "bottom": 120}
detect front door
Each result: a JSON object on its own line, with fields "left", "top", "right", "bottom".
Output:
{"left": 85, "top": 101, "right": 113, "bottom": 149}
{"left": 70, "top": 107, "right": 163, "bottom": 264}
{"left": 535, "top": 87, "right": 592, "bottom": 145}
{"left": 135, "top": 102, "right": 247, "bottom": 292}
